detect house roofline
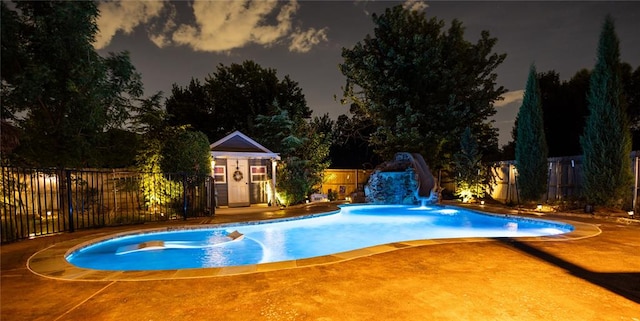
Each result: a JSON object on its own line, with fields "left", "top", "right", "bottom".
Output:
{"left": 210, "top": 130, "right": 276, "bottom": 155}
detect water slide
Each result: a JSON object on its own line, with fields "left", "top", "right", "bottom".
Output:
{"left": 409, "top": 153, "right": 438, "bottom": 203}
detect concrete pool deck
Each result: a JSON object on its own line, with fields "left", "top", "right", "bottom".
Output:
{"left": 2, "top": 202, "right": 640, "bottom": 320}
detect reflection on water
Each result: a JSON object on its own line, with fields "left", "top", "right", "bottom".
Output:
{"left": 67, "top": 205, "right": 573, "bottom": 271}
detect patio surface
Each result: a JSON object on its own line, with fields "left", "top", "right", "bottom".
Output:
{"left": 2, "top": 202, "right": 639, "bottom": 320}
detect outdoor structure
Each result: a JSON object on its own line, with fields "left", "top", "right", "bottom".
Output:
{"left": 210, "top": 131, "right": 280, "bottom": 207}
{"left": 365, "top": 152, "right": 439, "bottom": 205}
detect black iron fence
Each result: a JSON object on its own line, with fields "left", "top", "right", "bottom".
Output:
{"left": 1, "top": 167, "right": 215, "bottom": 243}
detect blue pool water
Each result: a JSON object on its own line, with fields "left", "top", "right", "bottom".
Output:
{"left": 66, "top": 205, "right": 573, "bottom": 271}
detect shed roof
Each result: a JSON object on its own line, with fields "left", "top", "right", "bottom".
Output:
{"left": 210, "top": 131, "right": 280, "bottom": 160}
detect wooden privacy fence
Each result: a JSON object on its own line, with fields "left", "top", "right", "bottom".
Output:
{"left": 319, "top": 169, "right": 373, "bottom": 200}
{"left": 487, "top": 151, "right": 640, "bottom": 207}
{"left": 1, "top": 167, "right": 215, "bottom": 243}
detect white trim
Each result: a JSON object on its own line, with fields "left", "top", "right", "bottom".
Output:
{"left": 250, "top": 165, "right": 268, "bottom": 183}
{"left": 213, "top": 166, "right": 226, "bottom": 184}
{"left": 210, "top": 130, "right": 278, "bottom": 155}
{"left": 212, "top": 151, "right": 280, "bottom": 160}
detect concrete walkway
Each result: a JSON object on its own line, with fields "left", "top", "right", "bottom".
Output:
{"left": 2, "top": 202, "right": 639, "bottom": 320}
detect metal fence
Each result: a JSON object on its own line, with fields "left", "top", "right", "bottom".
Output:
{"left": 1, "top": 167, "right": 215, "bottom": 243}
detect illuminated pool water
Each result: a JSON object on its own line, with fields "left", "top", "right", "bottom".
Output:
{"left": 66, "top": 205, "right": 573, "bottom": 271}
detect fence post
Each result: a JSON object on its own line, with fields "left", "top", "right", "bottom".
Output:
{"left": 182, "top": 173, "right": 188, "bottom": 221}
{"left": 65, "top": 170, "right": 74, "bottom": 232}
{"left": 634, "top": 156, "right": 639, "bottom": 211}
{"left": 505, "top": 163, "right": 511, "bottom": 204}
{"left": 513, "top": 165, "right": 520, "bottom": 206}
{"left": 210, "top": 176, "right": 216, "bottom": 216}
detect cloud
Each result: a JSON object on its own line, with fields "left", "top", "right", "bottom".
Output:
{"left": 495, "top": 90, "right": 524, "bottom": 107}
{"left": 94, "top": 0, "right": 167, "bottom": 49}
{"left": 491, "top": 90, "right": 524, "bottom": 146}
{"left": 289, "top": 27, "right": 328, "bottom": 53}
{"left": 168, "top": 1, "right": 283, "bottom": 52}
{"left": 167, "top": 0, "right": 327, "bottom": 53}
{"left": 402, "top": 0, "right": 429, "bottom": 12}
{"left": 147, "top": 4, "right": 177, "bottom": 48}
{"left": 95, "top": 0, "right": 328, "bottom": 53}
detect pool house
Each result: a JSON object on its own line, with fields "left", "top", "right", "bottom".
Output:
{"left": 210, "top": 131, "right": 280, "bottom": 207}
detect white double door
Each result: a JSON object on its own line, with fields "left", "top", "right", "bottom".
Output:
{"left": 227, "top": 158, "right": 250, "bottom": 207}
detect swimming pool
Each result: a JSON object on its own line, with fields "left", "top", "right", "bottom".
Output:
{"left": 66, "top": 205, "right": 573, "bottom": 271}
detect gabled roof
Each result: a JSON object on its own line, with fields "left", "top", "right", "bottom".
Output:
{"left": 210, "top": 131, "right": 280, "bottom": 159}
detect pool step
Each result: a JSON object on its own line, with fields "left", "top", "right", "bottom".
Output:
{"left": 115, "top": 231, "right": 244, "bottom": 255}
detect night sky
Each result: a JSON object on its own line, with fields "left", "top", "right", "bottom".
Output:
{"left": 95, "top": 1, "right": 640, "bottom": 146}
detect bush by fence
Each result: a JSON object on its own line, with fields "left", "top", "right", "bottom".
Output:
{"left": 1, "top": 167, "right": 215, "bottom": 243}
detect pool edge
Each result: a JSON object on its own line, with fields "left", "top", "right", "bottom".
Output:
{"left": 27, "top": 215, "right": 600, "bottom": 282}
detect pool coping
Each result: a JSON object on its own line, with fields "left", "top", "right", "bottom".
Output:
{"left": 27, "top": 212, "right": 601, "bottom": 282}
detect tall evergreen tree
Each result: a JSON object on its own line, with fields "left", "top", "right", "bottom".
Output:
{"left": 515, "top": 64, "right": 548, "bottom": 202}
{"left": 580, "top": 16, "right": 633, "bottom": 207}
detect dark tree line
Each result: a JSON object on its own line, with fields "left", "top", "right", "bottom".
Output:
{"left": 330, "top": 105, "right": 382, "bottom": 169}
{"left": 165, "top": 61, "right": 311, "bottom": 143}
{"left": 512, "top": 15, "right": 634, "bottom": 208}
{"left": 504, "top": 63, "right": 640, "bottom": 159}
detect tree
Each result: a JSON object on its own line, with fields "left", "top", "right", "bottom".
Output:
{"left": 133, "top": 94, "right": 212, "bottom": 212}
{"left": 580, "top": 16, "right": 633, "bottom": 208}
{"left": 254, "top": 107, "right": 332, "bottom": 205}
{"left": 165, "top": 79, "right": 215, "bottom": 140}
{"left": 621, "top": 64, "right": 640, "bottom": 149}
{"left": 558, "top": 69, "right": 591, "bottom": 156}
{"left": 504, "top": 68, "right": 590, "bottom": 160}
{"left": 453, "top": 127, "right": 484, "bottom": 202}
{"left": 161, "top": 130, "right": 211, "bottom": 176}
{"left": 97, "top": 128, "right": 139, "bottom": 168}
{"left": 1, "top": 1, "right": 143, "bottom": 167}
{"left": 515, "top": 64, "right": 548, "bottom": 202}
{"left": 133, "top": 94, "right": 175, "bottom": 208}
{"left": 536, "top": 70, "right": 589, "bottom": 157}
{"left": 340, "top": 6, "right": 506, "bottom": 169}
{"left": 505, "top": 64, "right": 638, "bottom": 159}
{"left": 303, "top": 116, "right": 333, "bottom": 190}
{"left": 537, "top": 71, "right": 564, "bottom": 157}
{"left": 331, "top": 103, "right": 382, "bottom": 169}
{"left": 166, "top": 61, "right": 311, "bottom": 142}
